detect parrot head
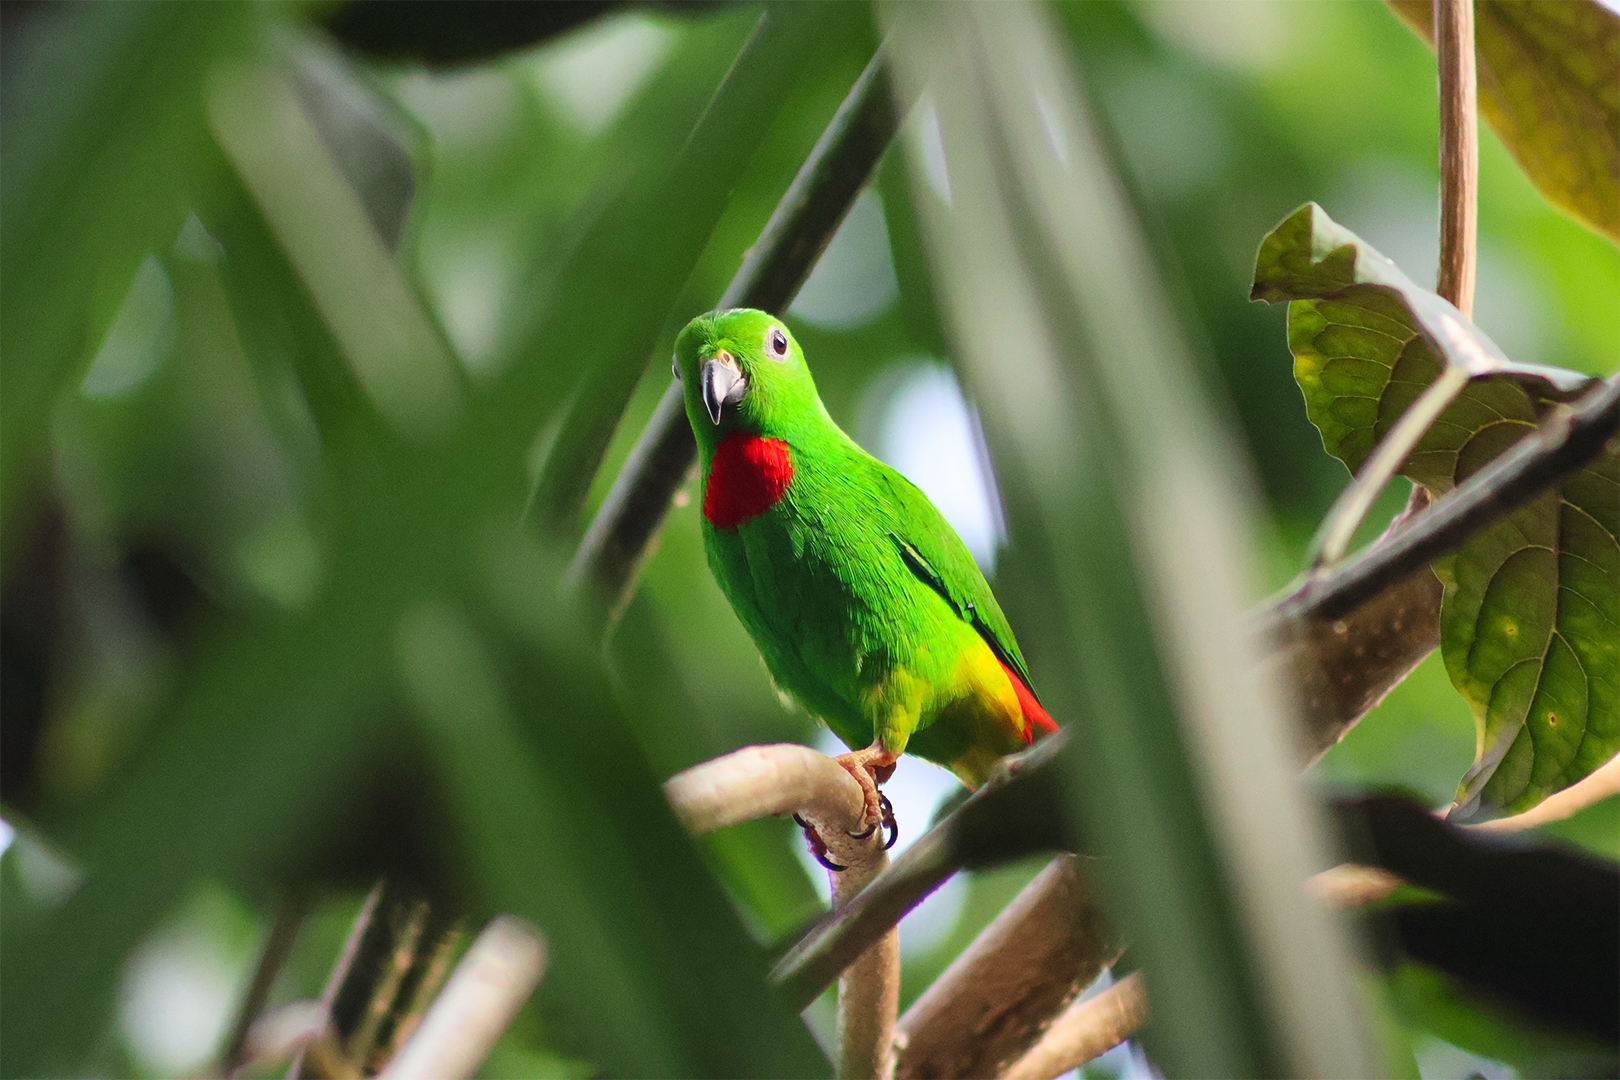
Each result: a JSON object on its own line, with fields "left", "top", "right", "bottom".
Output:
{"left": 672, "top": 308, "right": 823, "bottom": 449}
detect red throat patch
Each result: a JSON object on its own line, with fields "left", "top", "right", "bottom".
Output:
{"left": 703, "top": 433, "right": 792, "bottom": 529}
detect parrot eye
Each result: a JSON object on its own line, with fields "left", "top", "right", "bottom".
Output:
{"left": 671, "top": 354, "right": 681, "bottom": 381}
{"left": 766, "top": 326, "right": 789, "bottom": 359}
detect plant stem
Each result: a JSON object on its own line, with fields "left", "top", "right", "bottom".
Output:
{"left": 1308, "top": 0, "right": 1478, "bottom": 572}
{"left": 1436, "top": 0, "right": 1478, "bottom": 317}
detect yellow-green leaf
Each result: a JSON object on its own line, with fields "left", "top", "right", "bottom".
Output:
{"left": 1387, "top": 0, "right": 1620, "bottom": 244}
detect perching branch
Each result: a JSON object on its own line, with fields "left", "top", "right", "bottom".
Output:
{"left": 664, "top": 745, "right": 897, "bottom": 1078}
{"left": 771, "top": 731, "right": 1070, "bottom": 1012}
{"left": 378, "top": 916, "right": 547, "bottom": 1080}
{"left": 998, "top": 973, "right": 1146, "bottom": 1080}
{"left": 565, "top": 48, "right": 901, "bottom": 618}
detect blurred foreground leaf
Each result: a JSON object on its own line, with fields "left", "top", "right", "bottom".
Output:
{"left": 398, "top": 590, "right": 828, "bottom": 1078}
{"left": 209, "top": 53, "right": 464, "bottom": 438}
{"left": 0, "top": 2, "right": 255, "bottom": 558}
{"left": 525, "top": 3, "right": 857, "bottom": 535}
{"left": 1253, "top": 203, "right": 1618, "bottom": 821}
{"left": 1387, "top": 0, "right": 1620, "bottom": 244}
{"left": 891, "top": 10, "right": 1379, "bottom": 1076}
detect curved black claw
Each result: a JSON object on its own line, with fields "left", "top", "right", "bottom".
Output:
{"left": 847, "top": 822, "right": 878, "bottom": 841}
{"left": 879, "top": 792, "right": 898, "bottom": 850}
{"left": 794, "top": 813, "right": 849, "bottom": 872}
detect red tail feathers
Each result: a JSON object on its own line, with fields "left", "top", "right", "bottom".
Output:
{"left": 997, "top": 659, "right": 1059, "bottom": 742}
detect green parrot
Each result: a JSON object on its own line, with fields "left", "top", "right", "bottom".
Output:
{"left": 673, "top": 308, "right": 1056, "bottom": 845}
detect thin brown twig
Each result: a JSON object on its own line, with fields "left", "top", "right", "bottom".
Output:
{"left": 1436, "top": 0, "right": 1478, "bottom": 317}
{"left": 288, "top": 882, "right": 382, "bottom": 1080}
{"left": 223, "top": 892, "right": 307, "bottom": 1077}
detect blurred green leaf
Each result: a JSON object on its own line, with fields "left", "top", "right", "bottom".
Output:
{"left": 0, "top": 604, "right": 388, "bottom": 1077}
{"left": 1252, "top": 203, "right": 1618, "bottom": 820}
{"left": 525, "top": 3, "right": 862, "bottom": 535}
{"left": 208, "top": 54, "right": 464, "bottom": 439}
{"left": 468, "top": 540, "right": 832, "bottom": 1077}
{"left": 1386, "top": 0, "right": 1620, "bottom": 244}
{"left": 892, "top": 10, "right": 1379, "bottom": 1076}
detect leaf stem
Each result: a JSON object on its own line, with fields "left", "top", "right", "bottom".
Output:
{"left": 1306, "top": 362, "right": 1470, "bottom": 571}
{"left": 1276, "top": 372, "right": 1618, "bottom": 625}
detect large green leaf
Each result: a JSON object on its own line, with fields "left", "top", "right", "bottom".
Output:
{"left": 1386, "top": 0, "right": 1620, "bottom": 245}
{"left": 1252, "top": 203, "right": 1618, "bottom": 821}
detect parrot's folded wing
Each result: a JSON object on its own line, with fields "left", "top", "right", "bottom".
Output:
{"left": 877, "top": 468, "right": 1042, "bottom": 706}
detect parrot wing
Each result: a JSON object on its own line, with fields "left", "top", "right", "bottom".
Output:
{"left": 874, "top": 467, "right": 1041, "bottom": 703}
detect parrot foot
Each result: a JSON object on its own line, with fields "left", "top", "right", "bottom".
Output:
{"left": 793, "top": 814, "right": 848, "bottom": 872}
{"left": 832, "top": 743, "right": 900, "bottom": 831}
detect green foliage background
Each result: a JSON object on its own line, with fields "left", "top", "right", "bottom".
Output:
{"left": 1, "top": 1, "right": 1614, "bottom": 1077}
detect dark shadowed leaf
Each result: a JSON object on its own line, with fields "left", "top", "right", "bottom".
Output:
{"left": 1386, "top": 0, "right": 1620, "bottom": 244}
{"left": 1253, "top": 203, "right": 1618, "bottom": 820}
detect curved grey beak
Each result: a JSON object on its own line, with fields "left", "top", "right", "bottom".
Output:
{"left": 700, "top": 351, "right": 746, "bottom": 425}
